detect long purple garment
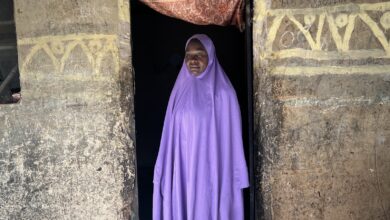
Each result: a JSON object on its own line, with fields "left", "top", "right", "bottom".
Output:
{"left": 153, "top": 34, "right": 249, "bottom": 220}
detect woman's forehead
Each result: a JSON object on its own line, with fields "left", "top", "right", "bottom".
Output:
{"left": 185, "top": 50, "right": 207, "bottom": 55}
{"left": 186, "top": 39, "right": 206, "bottom": 50}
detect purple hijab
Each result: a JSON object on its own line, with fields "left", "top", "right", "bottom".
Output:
{"left": 153, "top": 34, "right": 249, "bottom": 220}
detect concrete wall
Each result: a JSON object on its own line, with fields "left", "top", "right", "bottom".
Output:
{"left": 253, "top": 0, "right": 390, "bottom": 219}
{"left": 0, "top": 0, "right": 137, "bottom": 219}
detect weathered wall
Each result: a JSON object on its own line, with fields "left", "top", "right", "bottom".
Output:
{"left": 254, "top": 0, "right": 390, "bottom": 219}
{"left": 0, "top": 0, "right": 137, "bottom": 219}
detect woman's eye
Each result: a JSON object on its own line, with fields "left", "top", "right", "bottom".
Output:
{"left": 185, "top": 53, "right": 206, "bottom": 60}
{"left": 186, "top": 55, "right": 196, "bottom": 60}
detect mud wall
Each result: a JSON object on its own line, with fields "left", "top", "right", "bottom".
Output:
{"left": 0, "top": 0, "right": 137, "bottom": 219}
{"left": 253, "top": 0, "right": 390, "bottom": 219}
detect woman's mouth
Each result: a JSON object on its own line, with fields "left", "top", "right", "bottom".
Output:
{"left": 190, "top": 66, "right": 200, "bottom": 71}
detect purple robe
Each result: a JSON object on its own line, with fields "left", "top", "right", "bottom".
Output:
{"left": 153, "top": 34, "right": 249, "bottom": 220}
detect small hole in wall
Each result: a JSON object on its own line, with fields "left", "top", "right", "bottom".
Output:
{"left": 0, "top": 0, "right": 21, "bottom": 104}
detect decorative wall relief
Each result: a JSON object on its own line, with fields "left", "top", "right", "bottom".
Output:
{"left": 255, "top": 2, "right": 390, "bottom": 75}
{"left": 18, "top": 34, "right": 119, "bottom": 76}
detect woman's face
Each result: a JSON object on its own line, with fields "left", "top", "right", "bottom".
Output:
{"left": 185, "top": 39, "right": 209, "bottom": 76}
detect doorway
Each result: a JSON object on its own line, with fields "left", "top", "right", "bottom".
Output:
{"left": 0, "top": 0, "right": 20, "bottom": 104}
{"left": 131, "top": 2, "right": 252, "bottom": 219}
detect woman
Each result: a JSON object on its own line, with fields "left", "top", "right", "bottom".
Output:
{"left": 153, "top": 34, "right": 249, "bottom": 220}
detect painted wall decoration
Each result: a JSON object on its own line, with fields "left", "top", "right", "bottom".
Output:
{"left": 255, "top": 1, "right": 390, "bottom": 75}
{"left": 118, "top": 0, "right": 130, "bottom": 22}
{"left": 18, "top": 34, "right": 119, "bottom": 76}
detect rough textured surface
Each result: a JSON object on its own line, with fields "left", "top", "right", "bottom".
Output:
{"left": 0, "top": 0, "right": 137, "bottom": 219}
{"left": 2, "top": 0, "right": 390, "bottom": 219}
{"left": 253, "top": 0, "right": 390, "bottom": 219}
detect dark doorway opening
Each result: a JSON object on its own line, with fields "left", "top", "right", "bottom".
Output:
{"left": 131, "top": 2, "right": 251, "bottom": 219}
{"left": 0, "top": 0, "right": 20, "bottom": 104}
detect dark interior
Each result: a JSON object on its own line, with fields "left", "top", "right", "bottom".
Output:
{"left": 0, "top": 0, "right": 20, "bottom": 104}
{"left": 131, "top": 2, "right": 250, "bottom": 219}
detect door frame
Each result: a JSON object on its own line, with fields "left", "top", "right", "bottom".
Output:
{"left": 245, "top": 0, "right": 256, "bottom": 219}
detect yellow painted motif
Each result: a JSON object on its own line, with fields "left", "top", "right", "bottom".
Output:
{"left": 118, "top": 0, "right": 130, "bottom": 22}
{"left": 271, "top": 65, "right": 390, "bottom": 76}
{"left": 254, "top": 1, "right": 390, "bottom": 76}
{"left": 18, "top": 34, "right": 119, "bottom": 75}
{"left": 255, "top": 2, "right": 390, "bottom": 60}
